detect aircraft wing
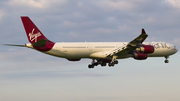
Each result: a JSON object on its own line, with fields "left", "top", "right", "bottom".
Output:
{"left": 106, "top": 29, "right": 148, "bottom": 57}
{"left": 127, "top": 29, "right": 148, "bottom": 46}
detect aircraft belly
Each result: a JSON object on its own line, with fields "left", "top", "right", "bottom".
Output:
{"left": 64, "top": 50, "right": 91, "bottom": 58}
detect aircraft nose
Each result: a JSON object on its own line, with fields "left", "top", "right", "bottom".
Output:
{"left": 175, "top": 48, "right": 178, "bottom": 53}
{"left": 174, "top": 46, "right": 178, "bottom": 53}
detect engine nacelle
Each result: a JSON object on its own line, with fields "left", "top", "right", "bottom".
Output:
{"left": 67, "top": 59, "right": 81, "bottom": 61}
{"left": 136, "top": 45, "right": 154, "bottom": 54}
{"left": 132, "top": 52, "right": 148, "bottom": 60}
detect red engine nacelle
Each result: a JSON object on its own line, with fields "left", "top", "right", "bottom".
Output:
{"left": 67, "top": 59, "right": 81, "bottom": 61}
{"left": 133, "top": 51, "right": 148, "bottom": 60}
{"left": 136, "top": 45, "right": 154, "bottom": 54}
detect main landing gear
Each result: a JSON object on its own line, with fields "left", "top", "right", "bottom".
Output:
{"left": 164, "top": 56, "right": 169, "bottom": 63}
{"left": 88, "top": 59, "right": 119, "bottom": 69}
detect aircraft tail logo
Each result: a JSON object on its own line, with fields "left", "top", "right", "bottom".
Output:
{"left": 29, "top": 28, "right": 41, "bottom": 42}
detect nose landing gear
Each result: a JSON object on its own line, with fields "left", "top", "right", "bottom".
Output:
{"left": 164, "top": 56, "right": 169, "bottom": 63}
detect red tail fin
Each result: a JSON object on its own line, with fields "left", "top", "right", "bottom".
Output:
{"left": 21, "top": 16, "right": 48, "bottom": 44}
{"left": 21, "top": 16, "right": 54, "bottom": 51}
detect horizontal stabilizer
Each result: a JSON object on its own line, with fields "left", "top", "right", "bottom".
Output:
{"left": 4, "top": 44, "right": 25, "bottom": 47}
{"left": 32, "top": 39, "right": 47, "bottom": 47}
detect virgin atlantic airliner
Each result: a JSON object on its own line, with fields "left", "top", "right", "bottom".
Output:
{"left": 5, "top": 16, "right": 178, "bottom": 68}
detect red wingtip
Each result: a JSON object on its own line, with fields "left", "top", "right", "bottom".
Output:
{"left": 142, "top": 28, "right": 146, "bottom": 34}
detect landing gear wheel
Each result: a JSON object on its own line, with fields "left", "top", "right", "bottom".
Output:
{"left": 108, "top": 63, "right": 111, "bottom": 67}
{"left": 114, "top": 60, "right": 118, "bottom": 64}
{"left": 88, "top": 64, "right": 91, "bottom": 68}
{"left": 108, "top": 63, "right": 114, "bottom": 67}
{"left": 165, "top": 60, "right": 169, "bottom": 63}
{"left": 94, "top": 62, "right": 98, "bottom": 66}
{"left": 164, "top": 56, "right": 169, "bottom": 63}
{"left": 88, "top": 64, "right": 94, "bottom": 68}
{"left": 111, "top": 63, "right": 114, "bottom": 66}
{"left": 101, "top": 62, "right": 106, "bottom": 67}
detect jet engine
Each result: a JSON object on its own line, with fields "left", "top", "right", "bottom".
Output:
{"left": 136, "top": 45, "right": 154, "bottom": 54}
{"left": 132, "top": 51, "right": 148, "bottom": 60}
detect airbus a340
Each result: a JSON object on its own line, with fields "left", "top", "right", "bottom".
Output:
{"left": 5, "top": 16, "right": 178, "bottom": 68}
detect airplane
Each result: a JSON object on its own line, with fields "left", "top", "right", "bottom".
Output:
{"left": 5, "top": 16, "right": 178, "bottom": 69}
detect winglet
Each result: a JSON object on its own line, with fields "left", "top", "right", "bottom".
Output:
{"left": 142, "top": 28, "right": 146, "bottom": 34}
{"left": 128, "top": 29, "right": 148, "bottom": 46}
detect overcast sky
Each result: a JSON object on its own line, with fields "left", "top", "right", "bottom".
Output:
{"left": 0, "top": 0, "right": 180, "bottom": 101}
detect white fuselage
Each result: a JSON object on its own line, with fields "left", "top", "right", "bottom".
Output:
{"left": 26, "top": 42, "right": 178, "bottom": 60}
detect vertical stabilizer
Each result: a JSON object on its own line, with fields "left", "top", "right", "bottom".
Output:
{"left": 21, "top": 16, "right": 54, "bottom": 51}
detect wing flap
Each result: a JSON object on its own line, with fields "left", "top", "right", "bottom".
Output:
{"left": 106, "top": 44, "right": 127, "bottom": 57}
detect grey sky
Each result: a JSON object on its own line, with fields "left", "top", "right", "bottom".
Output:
{"left": 0, "top": 0, "right": 180, "bottom": 101}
